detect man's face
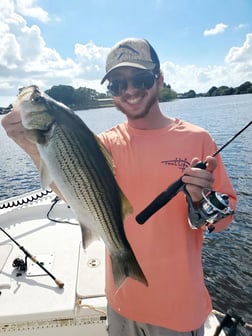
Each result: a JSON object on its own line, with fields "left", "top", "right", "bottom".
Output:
{"left": 107, "top": 67, "right": 161, "bottom": 120}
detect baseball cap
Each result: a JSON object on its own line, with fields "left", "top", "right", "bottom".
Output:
{"left": 101, "top": 38, "right": 160, "bottom": 84}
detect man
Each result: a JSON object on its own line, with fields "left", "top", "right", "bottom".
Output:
{"left": 2, "top": 38, "right": 236, "bottom": 336}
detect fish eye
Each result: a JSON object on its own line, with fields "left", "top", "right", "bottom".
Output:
{"left": 32, "top": 94, "right": 44, "bottom": 103}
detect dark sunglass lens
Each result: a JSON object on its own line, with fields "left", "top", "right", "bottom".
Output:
{"left": 108, "top": 79, "right": 127, "bottom": 96}
{"left": 132, "top": 73, "right": 155, "bottom": 90}
{"left": 108, "top": 73, "right": 156, "bottom": 96}
{"left": 144, "top": 75, "right": 155, "bottom": 89}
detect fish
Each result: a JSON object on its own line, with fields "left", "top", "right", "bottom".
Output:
{"left": 13, "top": 85, "right": 148, "bottom": 288}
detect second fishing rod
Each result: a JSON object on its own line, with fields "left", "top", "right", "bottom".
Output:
{"left": 0, "top": 226, "right": 64, "bottom": 288}
{"left": 136, "top": 120, "right": 251, "bottom": 225}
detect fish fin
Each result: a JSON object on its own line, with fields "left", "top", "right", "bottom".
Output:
{"left": 110, "top": 251, "right": 148, "bottom": 288}
{"left": 120, "top": 191, "right": 133, "bottom": 220}
{"left": 39, "top": 159, "right": 53, "bottom": 189}
{"left": 96, "top": 137, "right": 114, "bottom": 170}
{"left": 79, "top": 222, "right": 99, "bottom": 249}
{"left": 96, "top": 136, "right": 134, "bottom": 218}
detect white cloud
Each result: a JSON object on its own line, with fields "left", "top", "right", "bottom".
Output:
{"left": 234, "top": 23, "right": 249, "bottom": 31}
{"left": 74, "top": 41, "right": 109, "bottom": 79}
{"left": 225, "top": 33, "right": 252, "bottom": 64}
{"left": 204, "top": 23, "right": 228, "bottom": 36}
{"left": 161, "top": 61, "right": 230, "bottom": 93}
{"left": 0, "top": 0, "right": 14, "bottom": 18}
{"left": 161, "top": 33, "right": 252, "bottom": 93}
{"left": 223, "top": 33, "right": 252, "bottom": 82}
{"left": 0, "top": 1, "right": 78, "bottom": 104}
{"left": 0, "top": 33, "right": 22, "bottom": 69}
{"left": 15, "top": 0, "right": 50, "bottom": 23}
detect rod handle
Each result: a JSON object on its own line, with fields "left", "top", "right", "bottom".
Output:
{"left": 136, "top": 178, "right": 184, "bottom": 224}
{"left": 55, "top": 279, "right": 64, "bottom": 288}
{"left": 136, "top": 161, "right": 206, "bottom": 224}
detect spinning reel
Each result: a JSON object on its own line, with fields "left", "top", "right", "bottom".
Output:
{"left": 186, "top": 188, "right": 234, "bottom": 232}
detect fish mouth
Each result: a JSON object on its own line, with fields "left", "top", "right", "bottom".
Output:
{"left": 14, "top": 86, "right": 55, "bottom": 131}
{"left": 17, "top": 85, "right": 40, "bottom": 102}
{"left": 16, "top": 85, "right": 46, "bottom": 109}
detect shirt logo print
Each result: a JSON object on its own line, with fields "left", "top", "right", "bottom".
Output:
{"left": 161, "top": 158, "right": 190, "bottom": 172}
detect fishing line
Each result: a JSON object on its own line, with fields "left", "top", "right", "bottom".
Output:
{"left": 136, "top": 120, "right": 252, "bottom": 224}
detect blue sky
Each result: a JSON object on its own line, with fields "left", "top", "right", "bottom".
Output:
{"left": 1, "top": 0, "right": 252, "bottom": 106}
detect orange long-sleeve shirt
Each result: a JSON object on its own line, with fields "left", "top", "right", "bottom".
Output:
{"left": 98, "top": 118, "right": 237, "bottom": 332}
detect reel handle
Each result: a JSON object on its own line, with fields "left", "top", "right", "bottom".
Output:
{"left": 136, "top": 161, "right": 206, "bottom": 224}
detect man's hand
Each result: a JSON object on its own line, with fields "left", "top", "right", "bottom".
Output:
{"left": 182, "top": 156, "right": 217, "bottom": 202}
{"left": 1, "top": 109, "right": 39, "bottom": 158}
{"left": 2, "top": 108, "right": 63, "bottom": 198}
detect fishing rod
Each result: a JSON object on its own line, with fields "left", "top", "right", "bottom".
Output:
{"left": 136, "top": 120, "right": 252, "bottom": 225}
{"left": 0, "top": 227, "right": 64, "bottom": 288}
{"left": 213, "top": 309, "right": 252, "bottom": 336}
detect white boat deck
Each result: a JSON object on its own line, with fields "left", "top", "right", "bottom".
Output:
{"left": 0, "top": 191, "right": 107, "bottom": 335}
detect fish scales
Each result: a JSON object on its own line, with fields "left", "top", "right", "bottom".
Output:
{"left": 51, "top": 125, "right": 123, "bottom": 249}
{"left": 40, "top": 120, "right": 128, "bottom": 253}
{"left": 14, "top": 85, "right": 148, "bottom": 288}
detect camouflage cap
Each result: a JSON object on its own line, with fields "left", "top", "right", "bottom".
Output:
{"left": 101, "top": 38, "right": 160, "bottom": 84}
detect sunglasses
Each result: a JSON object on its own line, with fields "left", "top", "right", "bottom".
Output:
{"left": 107, "top": 72, "right": 158, "bottom": 97}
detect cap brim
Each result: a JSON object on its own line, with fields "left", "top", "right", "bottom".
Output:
{"left": 100, "top": 62, "right": 155, "bottom": 84}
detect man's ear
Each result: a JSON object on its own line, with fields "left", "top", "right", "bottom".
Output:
{"left": 157, "top": 72, "right": 164, "bottom": 89}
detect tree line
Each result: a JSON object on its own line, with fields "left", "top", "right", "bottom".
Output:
{"left": 45, "top": 81, "right": 252, "bottom": 108}
{"left": 45, "top": 85, "right": 108, "bottom": 110}
{"left": 178, "top": 81, "right": 252, "bottom": 99}
{"left": 1, "top": 81, "right": 252, "bottom": 113}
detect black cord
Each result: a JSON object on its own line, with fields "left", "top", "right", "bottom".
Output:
{"left": 0, "top": 189, "right": 52, "bottom": 210}
{"left": 46, "top": 196, "right": 79, "bottom": 225}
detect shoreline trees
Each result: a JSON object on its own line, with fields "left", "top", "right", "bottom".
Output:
{"left": 1, "top": 81, "right": 252, "bottom": 113}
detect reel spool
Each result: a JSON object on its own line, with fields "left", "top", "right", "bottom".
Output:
{"left": 187, "top": 188, "right": 234, "bottom": 232}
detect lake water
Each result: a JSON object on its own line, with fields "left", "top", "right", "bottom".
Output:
{"left": 0, "top": 94, "right": 251, "bottom": 335}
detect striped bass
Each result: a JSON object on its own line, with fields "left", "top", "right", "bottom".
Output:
{"left": 13, "top": 85, "right": 148, "bottom": 288}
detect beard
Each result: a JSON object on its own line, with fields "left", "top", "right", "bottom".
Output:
{"left": 113, "top": 88, "right": 159, "bottom": 120}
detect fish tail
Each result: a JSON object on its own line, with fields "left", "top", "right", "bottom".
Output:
{"left": 110, "top": 251, "right": 148, "bottom": 288}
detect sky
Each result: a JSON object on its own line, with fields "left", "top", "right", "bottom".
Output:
{"left": 1, "top": 0, "right": 252, "bottom": 107}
